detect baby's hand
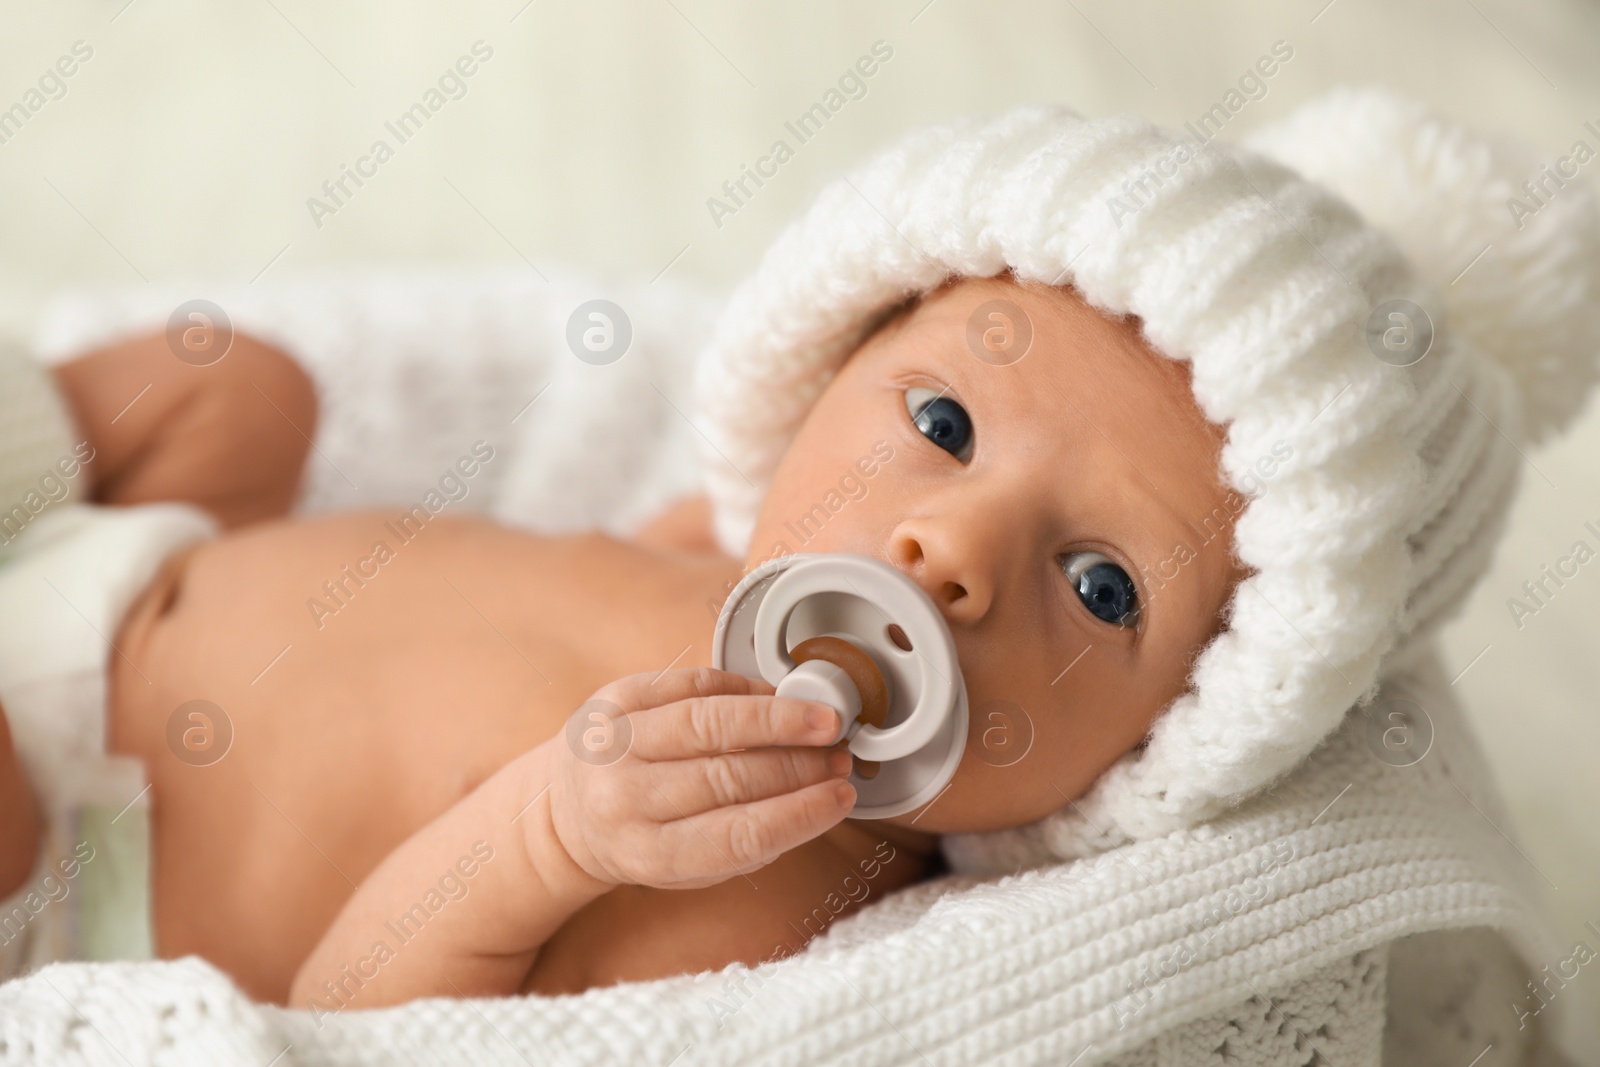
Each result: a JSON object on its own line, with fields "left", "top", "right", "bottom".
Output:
{"left": 541, "top": 667, "right": 855, "bottom": 891}
{"left": 52, "top": 330, "right": 317, "bottom": 527}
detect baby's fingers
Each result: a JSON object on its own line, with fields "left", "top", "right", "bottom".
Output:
{"left": 630, "top": 692, "right": 840, "bottom": 761}
{"left": 598, "top": 666, "right": 776, "bottom": 715}
{"left": 651, "top": 746, "right": 853, "bottom": 820}
{"left": 659, "top": 779, "right": 856, "bottom": 886}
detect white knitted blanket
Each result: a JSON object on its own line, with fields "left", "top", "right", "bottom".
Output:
{"left": 0, "top": 272, "right": 1567, "bottom": 1066}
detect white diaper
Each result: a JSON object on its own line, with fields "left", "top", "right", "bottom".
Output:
{"left": 0, "top": 502, "right": 216, "bottom": 980}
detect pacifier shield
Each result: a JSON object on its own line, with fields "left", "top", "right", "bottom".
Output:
{"left": 712, "top": 553, "right": 969, "bottom": 819}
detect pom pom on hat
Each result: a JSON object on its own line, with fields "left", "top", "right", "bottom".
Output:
{"left": 1247, "top": 86, "right": 1600, "bottom": 449}
{"left": 692, "top": 89, "right": 1600, "bottom": 869}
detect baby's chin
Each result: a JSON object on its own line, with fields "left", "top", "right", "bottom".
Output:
{"left": 832, "top": 763, "right": 975, "bottom": 840}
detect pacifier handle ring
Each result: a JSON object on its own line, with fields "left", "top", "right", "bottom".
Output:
{"left": 752, "top": 555, "right": 959, "bottom": 762}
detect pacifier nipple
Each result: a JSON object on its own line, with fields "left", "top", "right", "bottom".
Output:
{"left": 787, "top": 636, "right": 888, "bottom": 778}
{"left": 791, "top": 637, "right": 889, "bottom": 729}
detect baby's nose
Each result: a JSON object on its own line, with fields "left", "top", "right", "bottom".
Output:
{"left": 886, "top": 518, "right": 995, "bottom": 624}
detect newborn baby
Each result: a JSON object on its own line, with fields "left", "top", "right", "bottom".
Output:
{"left": 0, "top": 274, "right": 1243, "bottom": 1010}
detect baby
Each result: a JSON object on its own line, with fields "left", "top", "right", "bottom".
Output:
{"left": 0, "top": 271, "right": 1243, "bottom": 1011}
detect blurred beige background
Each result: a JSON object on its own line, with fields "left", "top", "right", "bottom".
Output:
{"left": 2, "top": 0, "right": 1597, "bottom": 1053}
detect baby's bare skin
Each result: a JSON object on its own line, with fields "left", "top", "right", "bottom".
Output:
{"left": 109, "top": 511, "right": 932, "bottom": 1004}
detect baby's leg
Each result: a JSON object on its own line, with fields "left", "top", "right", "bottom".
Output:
{"left": 51, "top": 331, "right": 317, "bottom": 528}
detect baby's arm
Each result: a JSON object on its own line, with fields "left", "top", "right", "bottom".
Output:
{"left": 0, "top": 699, "right": 39, "bottom": 899}
{"left": 289, "top": 668, "right": 851, "bottom": 1010}
{"left": 51, "top": 330, "right": 317, "bottom": 527}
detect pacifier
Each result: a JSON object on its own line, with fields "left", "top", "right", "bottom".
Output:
{"left": 712, "top": 553, "right": 969, "bottom": 820}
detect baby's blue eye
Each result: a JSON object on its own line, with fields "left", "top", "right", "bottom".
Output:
{"left": 1060, "top": 551, "right": 1140, "bottom": 628}
{"left": 905, "top": 386, "right": 974, "bottom": 463}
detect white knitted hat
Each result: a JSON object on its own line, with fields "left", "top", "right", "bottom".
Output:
{"left": 691, "top": 88, "right": 1600, "bottom": 862}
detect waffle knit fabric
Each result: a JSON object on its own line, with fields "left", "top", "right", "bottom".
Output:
{"left": 690, "top": 87, "right": 1600, "bottom": 866}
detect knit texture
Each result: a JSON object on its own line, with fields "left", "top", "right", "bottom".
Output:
{"left": 690, "top": 90, "right": 1600, "bottom": 861}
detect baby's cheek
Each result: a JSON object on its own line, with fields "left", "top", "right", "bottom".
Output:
{"left": 963, "top": 695, "right": 1036, "bottom": 773}
{"left": 958, "top": 670, "right": 1157, "bottom": 829}
{"left": 922, "top": 735, "right": 1053, "bottom": 832}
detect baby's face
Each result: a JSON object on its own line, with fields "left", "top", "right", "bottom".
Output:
{"left": 745, "top": 276, "right": 1246, "bottom": 834}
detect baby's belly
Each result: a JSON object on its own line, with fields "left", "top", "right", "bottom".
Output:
{"left": 108, "top": 511, "right": 722, "bottom": 1004}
